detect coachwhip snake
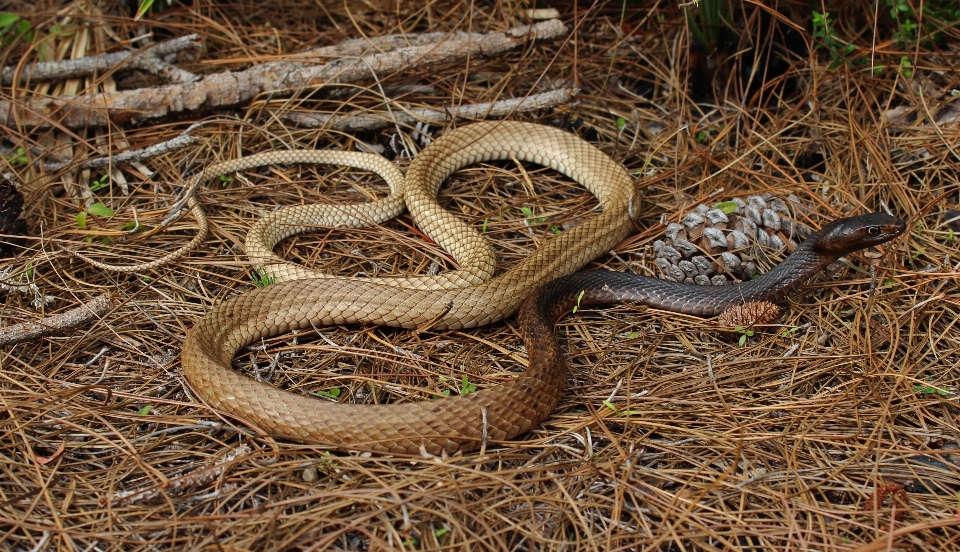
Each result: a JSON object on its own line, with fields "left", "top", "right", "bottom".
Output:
{"left": 178, "top": 122, "right": 904, "bottom": 455}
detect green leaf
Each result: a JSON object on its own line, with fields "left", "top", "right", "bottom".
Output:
{"left": 135, "top": 0, "right": 156, "bottom": 21}
{"left": 913, "top": 383, "right": 948, "bottom": 396}
{"left": 434, "top": 528, "right": 448, "bottom": 537}
{"left": 86, "top": 202, "right": 115, "bottom": 217}
{"left": 738, "top": 334, "right": 747, "bottom": 347}
{"left": 616, "top": 117, "right": 626, "bottom": 130}
{"left": 549, "top": 224, "right": 561, "bottom": 235}
{"left": 137, "top": 405, "right": 154, "bottom": 415}
{"left": 572, "top": 289, "right": 585, "bottom": 314}
{"left": 603, "top": 400, "right": 617, "bottom": 412}
{"left": 0, "top": 13, "right": 20, "bottom": 28}
{"left": 459, "top": 375, "right": 476, "bottom": 395}
{"left": 884, "top": 279, "right": 896, "bottom": 288}
{"left": 626, "top": 330, "right": 639, "bottom": 339}
{"left": 314, "top": 388, "right": 341, "bottom": 399}
{"left": 251, "top": 269, "right": 276, "bottom": 288}
{"left": 696, "top": 131, "right": 708, "bottom": 143}
{"left": 520, "top": 206, "right": 533, "bottom": 217}
{"left": 76, "top": 211, "right": 88, "bottom": 229}
{"left": 481, "top": 218, "right": 488, "bottom": 232}
{"left": 712, "top": 201, "right": 739, "bottom": 214}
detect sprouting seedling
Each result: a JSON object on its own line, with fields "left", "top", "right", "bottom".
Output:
{"left": 913, "top": 383, "right": 948, "bottom": 396}
{"left": 615, "top": 117, "right": 626, "bottom": 130}
{"left": 136, "top": 405, "right": 154, "bottom": 415}
{"left": 313, "top": 388, "right": 341, "bottom": 399}
{"left": 459, "top": 375, "right": 477, "bottom": 395}
{"left": 220, "top": 174, "right": 233, "bottom": 186}
{"left": 4, "top": 145, "right": 27, "bottom": 165}
{"left": 481, "top": 218, "right": 488, "bottom": 232}
{"left": 76, "top": 202, "right": 115, "bottom": 230}
{"left": 89, "top": 174, "right": 109, "bottom": 192}
{"left": 572, "top": 290, "right": 585, "bottom": 313}
{"left": 602, "top": 400, "right": 638, "bottom": 416}
{"left": 780, "top": 327, "right": 800, "bottom": 338}
{"left": 735, "top": 325, "right": 755, "bottom": 347}
{"left": 520, "top": 206, "right": 548, "bottom": 224}
{"left": 251, "top": 269, "right": 276, "bottom": 288}
{"left": 549, "top": 224, "right": 561, "bottom": 235}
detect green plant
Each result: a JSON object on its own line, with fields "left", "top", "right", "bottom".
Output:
{"left": 0, "top": 13, "right": 34, "bottom": 44}
{"left": 684, "top": 0, "right": 731, "bottom": 54}
{"left": 713, "top": 201, "right": 738, "bottom": 214}
{"left": 136, "top": 405, "right": 154, "bottom": 415}
{"left": 313, "top": 388, "right": 341, "bottom": 399}
{"left": 251, "top": 269, "right": 276, "bottom": 288}
{"left": 458, "top": 375, "right": 476, "bottom": 395}
{"left": 520, "top": 206, "right": 548, "bottom": 224}
{"left": 481, "top": 218, "right": 488, "bottom": 232}
{"left": 90, "top": 174, "right": 110, "bottom": 192}
{"left": 913, "top": 383, "right": 948, "bottom": 396}
{"left": 219, "top": 174, "right": 233, "bottom": 186}
{"left": 572, "top": 289, "right": 585, "bottom": 313}
{"left": 735, "top": 325, "right": 754, "bottom": 346}
{"left": 4, "top": 145, "right": 27, "bottom": 165}
{"left": 76, "top": 202, "right": 115, "bottom": 229}
{"left": 885, "top": 0, "right": 960, "bottom": 44}
{"left": 134, "top": 0, "right": 155, "bottom": 21}
{"left": 812, "top": 11, "right": 860, "bottom": 70}
{"left": 603, "top": 400, "right": 638, "bottom": 416}
{"left": 780, "top": 326, "right": 800, "bottom": 338}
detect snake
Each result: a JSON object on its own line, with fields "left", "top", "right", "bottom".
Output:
{"left": 180, "top": 122, "right": 905, "bottom": 455}
{"left": 72, "top": 122, "right": 633, "bottom": 293}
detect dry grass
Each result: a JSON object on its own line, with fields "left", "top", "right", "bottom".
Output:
{"left": 2, "top": 0, "right": 960, "bottom": 550}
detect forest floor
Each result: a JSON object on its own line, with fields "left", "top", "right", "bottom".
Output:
{"left": 1, "top": 1, "right": 959, "bottom": 550}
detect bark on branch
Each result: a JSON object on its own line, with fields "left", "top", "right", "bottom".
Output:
{"left": 0, "top": 20, "right": 567, "bottom": 129}
{"left": 1, "top": 34, "right": 202, "bottom": 86}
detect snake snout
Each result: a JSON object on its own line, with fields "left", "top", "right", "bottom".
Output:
{"left": 813, "top": 212, "right": 906, "bottom": 254}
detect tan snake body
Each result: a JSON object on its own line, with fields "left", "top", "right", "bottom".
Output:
{"left": 183, "top": 121, "right": 639, "bottom": 455}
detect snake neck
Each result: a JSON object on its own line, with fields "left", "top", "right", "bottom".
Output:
{"left": 522, "top": 238, "right": 843, "bottom": 325}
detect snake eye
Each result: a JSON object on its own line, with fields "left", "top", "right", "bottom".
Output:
{"left": 867, "top": 226, "right": 880, "bottom": 237}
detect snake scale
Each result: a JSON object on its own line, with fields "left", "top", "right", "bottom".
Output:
{"left": 180, "top": 121, "right": 905, "bottom": 455}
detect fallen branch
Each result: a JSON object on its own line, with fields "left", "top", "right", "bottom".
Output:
{"left": 0, "top": 292, "right": 115, "bottom": 346}
{"left": 1, "top": 34, "right": 202, "bottom": 86}
{"left": 103, "top": 444, "right": 251, "bottom": 507}
{"left": 285, "top": 88, "right": 580, "bottom": 132}
{"left": 0, "top": 20, "right": 567, "bottom": 129}
{"left": 43, "top": 134, "right": 199, "bottom": 172}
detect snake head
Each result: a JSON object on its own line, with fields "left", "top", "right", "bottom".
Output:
{"left": 812, "top": 212, "right": 906, "bottom": 254}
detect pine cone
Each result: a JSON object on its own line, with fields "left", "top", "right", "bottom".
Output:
{"left": 715, "top": 301, "right": 782, "bottom": 329}
{"left": 653, "top": 194, "right": 813, "bottom": 285}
